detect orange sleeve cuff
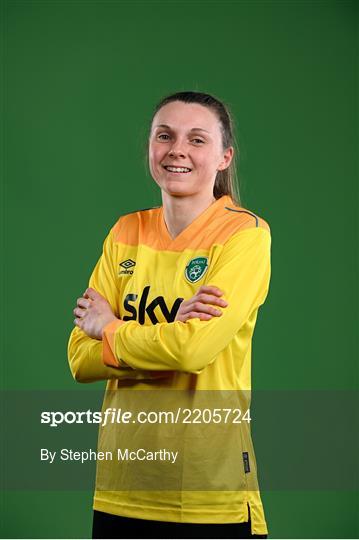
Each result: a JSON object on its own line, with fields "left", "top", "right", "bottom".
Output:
{"left": 102, "top": 319, "right": 126, "bottom": 368}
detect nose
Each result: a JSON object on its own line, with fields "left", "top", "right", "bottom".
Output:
{"left": 168, "top": 142, "right": 186, "bottom": 158}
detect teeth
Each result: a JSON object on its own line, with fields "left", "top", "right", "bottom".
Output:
{"left": 165, "top": 166, "right": 191, "bottom": 173}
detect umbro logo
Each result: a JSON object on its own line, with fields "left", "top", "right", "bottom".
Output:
{"left": 120, "top": 259, "right": 136, "bottom": 269}
{"left": 119, "top": 259, "right": 136, "bottom": 276}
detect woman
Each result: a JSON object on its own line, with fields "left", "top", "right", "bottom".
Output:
{"left": 68, "top": 91, "right": 271, "bottom": 539}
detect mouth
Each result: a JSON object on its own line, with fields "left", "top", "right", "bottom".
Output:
{"left": 162, "top": 165, "right": 192, "bottom": 174}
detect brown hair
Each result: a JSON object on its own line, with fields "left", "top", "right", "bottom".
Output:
{"left": 147, "top": 91, "right": 241, "bottom": 205}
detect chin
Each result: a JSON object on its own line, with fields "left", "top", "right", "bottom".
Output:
{"left": 164, "top": 188, "right": 193, "bottom": 198}
{"left": 157, "top": 180, "right": 193, "bottom": 198}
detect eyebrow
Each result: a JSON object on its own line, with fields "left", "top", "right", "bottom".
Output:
{"left": 154, "top": 124, "right": 210, "bottom": 134}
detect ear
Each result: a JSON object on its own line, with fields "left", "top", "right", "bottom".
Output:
{"left": 217, "top": 146, "right": 234, "bottom": 171}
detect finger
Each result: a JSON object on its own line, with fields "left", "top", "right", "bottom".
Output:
{"left": 73, "top": 307, "right": 87, "bottom": 318}
{"left": 195, "top": 293, "right": 228, "bottom": 307}
{"left": 197, "top": 285, "right": 225, "bottom": 296}
{"left": 184, "top": 311, "right": 215, "bottom": 322}
{"left": 187, "top": 312, "right": 213, "bottom": 321}
{"left": 74, "top": 318, "right": 83, "bottom": 328}
{"left": 83, "top": 287, "right": 100, "bottom": 300}
{"left": 177, "top": 299, "right": 189, "bottom": 309}
{"left": 186, "top": 302, "right": 223, "bottom": 317}
{"left": 77, "top": 297, "right": 91, "bottom": 309}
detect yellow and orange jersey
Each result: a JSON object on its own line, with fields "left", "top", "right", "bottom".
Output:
{"left": 68, "top": 194, "right": 271, "bottom": 534}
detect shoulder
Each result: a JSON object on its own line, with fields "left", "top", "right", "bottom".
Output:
{"left": 109, "top": 205, "right": 161, "bottom": 243}
{"left": 208, "top": 197, "right": 270, "bottom": 250}
{"left": 219, "top": 205, "right": 271, "bottom": 259}
{"left": 222, "top": 200, "right": 270, "bottom": 234}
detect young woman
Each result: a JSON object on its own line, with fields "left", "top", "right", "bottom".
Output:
{"left": 68, "top": 91, "right": 271, "bottom": 539}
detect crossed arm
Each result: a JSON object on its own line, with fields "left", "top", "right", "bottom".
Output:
{"left": 67, "top": 227, "right": 270, "bottom": 382}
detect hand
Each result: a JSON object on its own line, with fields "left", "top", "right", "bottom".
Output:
{"left": 73, "top": 287, "right": 118, "bottom": 340}
{"left": 175, "top": 285, "right": 228, "bottom": 322}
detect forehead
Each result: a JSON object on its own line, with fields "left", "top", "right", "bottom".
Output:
{"left": 152, "top": 101, "right": 220, "bottom": 133}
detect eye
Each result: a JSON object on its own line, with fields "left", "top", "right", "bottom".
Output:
{"left": 156, "top": 133, "right": 204, "bottom": 144}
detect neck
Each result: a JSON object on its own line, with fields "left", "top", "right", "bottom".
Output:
{"left": 161, "top": 191, "right": 217, "bottom": 240}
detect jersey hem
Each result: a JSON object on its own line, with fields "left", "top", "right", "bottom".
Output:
{"left": 93, "top": 496, "right": 268, "bottom": 535}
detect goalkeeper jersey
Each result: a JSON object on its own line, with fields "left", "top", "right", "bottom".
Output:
{"left": 67, "top": 194, "right": 271, "bottom": 535}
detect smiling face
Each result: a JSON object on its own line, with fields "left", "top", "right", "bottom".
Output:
{"left": 148, "top": 101, "right": 233, "bottom": 200}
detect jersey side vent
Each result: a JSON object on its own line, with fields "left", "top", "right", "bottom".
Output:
{"left": 242, "top": 452, "right": 251, "bottom": 473}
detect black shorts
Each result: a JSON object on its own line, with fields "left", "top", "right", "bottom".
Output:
{"left": 92, "top": 506, "right": 268, "bottom": 539}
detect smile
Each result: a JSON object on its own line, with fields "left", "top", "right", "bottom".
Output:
{"left": 163, "top": 166, "right": 192, "bottom": 173}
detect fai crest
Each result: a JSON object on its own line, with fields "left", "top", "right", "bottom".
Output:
{"left": 185, "top": 257, "right": 208, "bottom": 283}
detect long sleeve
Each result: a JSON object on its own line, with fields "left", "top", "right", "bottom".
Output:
{"left": 67, "top": 227, "right": 170, "bottom": 383}
{"left": 102, "top": 226, "right": 271, "bottom": 374}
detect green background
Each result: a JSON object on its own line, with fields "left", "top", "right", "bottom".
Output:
{"left": 1, "top": 0, "right": 358, "bottom": 537}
